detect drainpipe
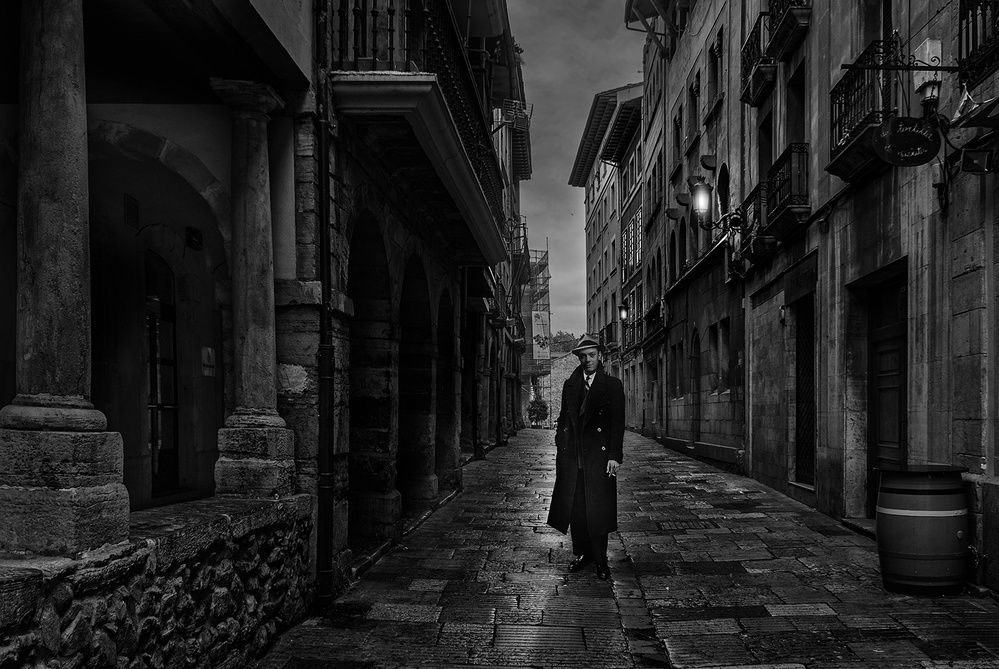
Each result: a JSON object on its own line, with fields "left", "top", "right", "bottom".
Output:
{"left": 315, "top": 0, "right": 335, "bottom": 609}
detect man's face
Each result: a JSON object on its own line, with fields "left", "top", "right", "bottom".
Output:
{"left": 577, "top": 347, "right": 601, "bottom": 374}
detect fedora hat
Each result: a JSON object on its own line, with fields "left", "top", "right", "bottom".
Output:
{"left": 571, "top": 334, "right": 601, "bottom": 354}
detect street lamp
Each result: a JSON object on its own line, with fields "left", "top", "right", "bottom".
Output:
{"left": 689, "top": 176, "right": 713, "bottom": 228}
{"left": 619, "top": 304, "right": 628, "bottom": 321}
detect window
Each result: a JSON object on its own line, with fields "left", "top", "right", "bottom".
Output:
{"left": 146, "top": 252, "right": 180, "bottom": 497}
{"left": 679, "top": 219, "right": 687, "bottom": 270}
{"left": 688, "top": 73, "right": 700, "bottom": 138}
{"left": 672, "top": 107, "right": 683, "bottom": 166}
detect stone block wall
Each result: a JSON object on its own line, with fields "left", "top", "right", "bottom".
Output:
{"left": 0, "top": 496, "right": 314, "bottom": 669}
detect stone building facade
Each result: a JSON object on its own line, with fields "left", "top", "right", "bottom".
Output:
{"left": 0, "top": 0, "right": 531, "bottom": 665}
{"left": 621, "top": 0, "right": 999, "bottom": 593}
{"left": 622, "top": 0, "right": 746, "bottom": 464}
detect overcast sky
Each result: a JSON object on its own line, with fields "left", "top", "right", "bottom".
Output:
{"left": 508, "top": 0, "right": 644, "bottom": 337}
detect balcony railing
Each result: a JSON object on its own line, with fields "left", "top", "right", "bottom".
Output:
{"left": 765, "top": 0, "right": 811, "bottom": 61}
{"left": 741, "top": 13, "right": 777, "bottom": 106}
{"left": 766, "top": 143, "right": 810, "bottom": 237}
{"left": 738, "top": 182, "right": 777, "bottom": 263}
{"left": 332, "top": 0, "right": 504, "bottom": 223}
{"left": 740, "top": 182, "right": 768, "bottom": 238}
{"left": 959, "top": 0, "right": 999, "bottom": 90}
{"left": 830, "top": 39, "right": 898, "bottom": 160}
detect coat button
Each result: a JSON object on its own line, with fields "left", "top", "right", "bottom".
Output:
{"left": 601, "top": 446, "right": 606, "bottom": 451}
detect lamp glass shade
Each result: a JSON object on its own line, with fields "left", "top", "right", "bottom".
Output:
{"left": 619, "top": 305, "right": 628, "bottom": 321}
{"left": 692, "top": 182, "right": 712, "bottom": 216}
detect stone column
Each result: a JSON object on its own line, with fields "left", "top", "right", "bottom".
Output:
{"left": 212, "top": 78, "right": 294, "bottom": 497}
{"left": 0, "top": 0, "right": 129, "bottom": 554}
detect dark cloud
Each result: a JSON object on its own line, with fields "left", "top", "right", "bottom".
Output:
{"left": 509, "top": 0, "right": 644, "bottom": 335}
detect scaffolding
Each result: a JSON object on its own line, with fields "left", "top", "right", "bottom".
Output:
{"left": 525, "top": 239, "right": 553, "bottom": 426}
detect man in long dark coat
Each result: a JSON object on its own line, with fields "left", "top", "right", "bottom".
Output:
{"left": 547, "top": 334, "right": 625, "bottom": 580}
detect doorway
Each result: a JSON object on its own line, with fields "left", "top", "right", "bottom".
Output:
{"left": 867, "top": 277, "right": 907, "bottom": 515}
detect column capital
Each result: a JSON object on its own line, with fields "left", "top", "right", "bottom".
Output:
{"left": 210, "top": 78, "right": 284, "bottom": 116}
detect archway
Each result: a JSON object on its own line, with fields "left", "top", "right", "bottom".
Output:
{"left": 398, "top": 255, "right": 437, "bottom": 512}
{"left": 435, "top": 291, "right": 459, "bottom": 490}
{"left": 88, "top": 137, "right": 228, "bottom": 509}
{"left": 347, "top": 214, "right": 399, "bottom": 546}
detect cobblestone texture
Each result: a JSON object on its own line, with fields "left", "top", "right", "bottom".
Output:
{"left": 254, "top": 429, "right": 999, "bottom": 668}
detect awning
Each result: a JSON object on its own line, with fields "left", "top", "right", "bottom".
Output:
{"left": 955, "top": 96, "right": 999, "bottom": 129}
{"left": 624, "top": 0, "right": 681, "bottom": 39}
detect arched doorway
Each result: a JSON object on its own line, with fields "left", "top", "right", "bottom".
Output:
{"left": 347, "top": 214, "right": 400, "bottom": 546}
{"left": 89, "top": 145, "right": 227, "bottom": 509}
{"left": 435, "top": 291, "right": 459, "bottom": 490}
{"left": 398, "top": 256, "right": 437, "bottom": 512}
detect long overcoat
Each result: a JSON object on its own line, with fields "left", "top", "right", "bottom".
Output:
{"left": 546, "top": 364, "right": 625, "bottom": 536}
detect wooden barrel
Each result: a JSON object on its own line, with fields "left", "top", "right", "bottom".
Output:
{"left": 875, "top": 467, "right": 969, "bottom": 595}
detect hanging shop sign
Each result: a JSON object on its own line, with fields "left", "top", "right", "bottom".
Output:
{"left": 872, "top": 117, "right": 941, "bottom": 167}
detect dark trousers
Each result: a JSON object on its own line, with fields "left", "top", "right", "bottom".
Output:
{"left": 570, "top": 468, "right": 608, "bottom": 565}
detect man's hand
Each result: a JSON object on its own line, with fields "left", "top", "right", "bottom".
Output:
{"left": 606, "top": 460, "right": 620, "bottom": 477}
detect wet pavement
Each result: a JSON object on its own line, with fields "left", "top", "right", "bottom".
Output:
{"left": 252, "top": 429, "right": 999, "bottom": 669}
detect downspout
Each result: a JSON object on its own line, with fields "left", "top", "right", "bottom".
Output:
{"left": 315, "top": 0, "right": 335, "bottom": 609}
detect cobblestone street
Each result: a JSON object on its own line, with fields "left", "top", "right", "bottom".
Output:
{"left": 253, "top": 429, "right": 999, "bottom": 669}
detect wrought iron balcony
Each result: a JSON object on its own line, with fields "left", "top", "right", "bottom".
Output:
{"left": 765, "top": 143, "right": 810, "bottom": 239}
{"left": 826, "top": 40, "right": 898, "bottom": 181}
{"left": 959, "top": 0, "right": 999, "bottom": 90}
{"left": 330, "top": 0, "right": 507, "bottom": 264}
{"left": 765, "top": 0, "right": 811, "bottom": 62}
{"left": 740, "top": 13, "right": 777, "bottom": 107}
{"left": 738, "top": 182, "right": 777, "bottom": 264}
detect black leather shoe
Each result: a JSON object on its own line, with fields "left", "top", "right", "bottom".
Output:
{"left": 596, "top": 564, "right": 610, "bottom": 580}
{"left": 568, "top": 554, "right": 592, "bottom": 573}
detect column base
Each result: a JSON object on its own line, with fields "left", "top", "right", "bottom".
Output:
{"left": 0, "top": 394, "right": 107, "bottom": 431}
{"left": 349, "top": 490, "right": 402, "bottom": 542}
{"left": 216, "top": 427, "right": 294, "bottom": 497}
{"left": 0, "top": 483, "right": 129, "bottom": 555}
{"left": 0, "top": 428, "right": 129, "bottom": 554}
{"left": 400, "top": 474, "right": 439, "bottom": 508}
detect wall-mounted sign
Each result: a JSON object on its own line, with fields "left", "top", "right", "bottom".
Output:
{"left": 872, "top": 117, "right": 941, "bottom": 167}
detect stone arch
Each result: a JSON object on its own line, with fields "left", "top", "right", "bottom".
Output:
{"left": 347, "top": 211, "right": 400, "bottom": 546}
{"left": 435, "top": 289, "right": 459, "bottom": 490}
{"left": 398, "top": 254, "right": 438, "bottom": 511}
{"left": 85, "top": 123, "right": 229, "bottom": 509}
{"left": 88, "top": 121, "right": 232, "bottom": 256}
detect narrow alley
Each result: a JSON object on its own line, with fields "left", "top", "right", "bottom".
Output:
{"left": 254, "top": 429, "right": 999, "bottom": 669}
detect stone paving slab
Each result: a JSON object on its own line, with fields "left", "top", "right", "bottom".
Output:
{"left": 253, "top": 429, "right": 999, "bottom": 668}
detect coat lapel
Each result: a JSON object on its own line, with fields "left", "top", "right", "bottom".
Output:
{"left": 565, "top": 367, "right": 583, "bottom": 430}
{"left": 580, "top": 367, "right": 606, "bottom": 424}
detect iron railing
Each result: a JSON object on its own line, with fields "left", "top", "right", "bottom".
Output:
{"left": 740, "top": 182, "right": 768, "bottom": 238}
{"left": 959, "top": 0, "right": 999, "bottom": 89}
{"left": 767, "top": 143, "right": 809, "bottom": 220}
{"left": 830, "top": 40, "right": 898, "bottom": 159}
{"left": 741, "top": 13, "right": 772, "bottom": 93}
{"left": 332, "top": 0, "right": 504, "bottom": 224}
